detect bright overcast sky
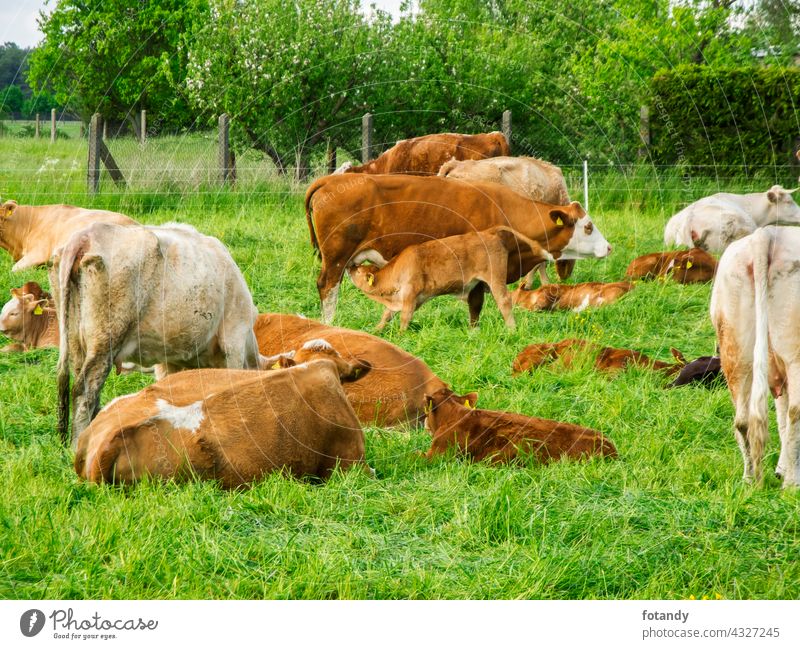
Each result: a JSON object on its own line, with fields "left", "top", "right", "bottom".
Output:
{"left": 0, "top": 0, "right": 409, "bottom": 49}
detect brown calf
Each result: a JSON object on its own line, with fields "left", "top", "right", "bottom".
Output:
{"left": 423, "top": 388, "right": 617, "bottom": 463}
{"left": 512, "top": 281, "right": 634, "bottom": 312}
{"left": 348, "top": 226, "right": 552, "bottom": 330}
{"left": 512, "top": 338, "right": 686, "bottom": 376}
{"left": 625, "top": 248, "right": 717, "bottom": 284}
{"left": 0, "top": 282, "right": 57, "bottom": 352}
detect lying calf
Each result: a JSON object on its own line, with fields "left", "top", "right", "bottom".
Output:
{"left": 0, "top": 282, "right": 57, "bottom": 352}
{"left": 423, "top": 388, "right": 617, "bottom": 463}
{"left": 625, "top": 248, "right": 717, "bottom": 284}
{"left": 254, "top": 313, "right": 449, "bottom": 427}
{"left": 75, "top": 342, "right": 370, "bottom": 487}
{"left": 348, "top": 226, "right": 552, "bottom": 330}
{"left": 668, "top": 356, "right": 723, "bottom": 388}
{"left": 512, "top": 338, "right": 686, "bottom": 376}
{"left": 512, "top": 281, "right": 633, "bottom": 312}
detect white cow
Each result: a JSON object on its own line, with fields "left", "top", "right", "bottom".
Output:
{"left": 710, "top": 226, "right": 800, "bottom": 487}
{"left": 51, "top": 221, "right": 261, "bottom": 447}
{"left": 665, "top": 185, "right": 800, "bottom": 253}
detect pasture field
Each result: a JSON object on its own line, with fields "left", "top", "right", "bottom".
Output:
{"left": 1, "top": 136, "right": 799, "bottom": 599}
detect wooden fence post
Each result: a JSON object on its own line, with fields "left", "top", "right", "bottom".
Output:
{"left": 362, "top": 113, "right": 373, "bottom": 163}
{"left": 502, "top": 110, "right": 512, "bottom": 153}
{"left": 638, "top": 105, "right": 650, "bottom": 159}
{"left": 140, "top": 110, "right": 147, "bottom": 146}
{"left": 326, "top": 139, "right": 337, "bottom": 174}
{"left": 35, "top": 114, "right": 40, "bottom": 139}
{"left": 79, "top": 123, "right": 85, "bottom": 139}
{"left": 50, "top": 109, "right": 57, "bottom": 143}
{"left": 218, "top": 113, "right": 235, "bottom": 186}
{"left": 102, "top": 120, "right": 108, "bottom": 140}
{"left": 88, "top": 114, "right": 102, "bottom": 195}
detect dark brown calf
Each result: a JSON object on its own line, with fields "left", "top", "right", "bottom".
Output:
{"left": 625, "top": 248, "right": 717, "bottom": 284}
{"left": 512, "top": 281, "right": 633, "bottom": 312}
{"left": 423, "top": 388, "right": 617, "bottom": 463}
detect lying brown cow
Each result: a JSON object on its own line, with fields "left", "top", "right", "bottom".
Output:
{"left": 74, "top": 343, "right": 370, "bottom": 487}
{"left": 423, "top": 388, "right": 617, "bottom": 463}
{"left": 305, "top": 174, "right": 611, "bottom": 322}
{"left": 512, "top": 281, "right": 633, "bottom": 312}
{"left": 512, "top": 338, "right": 686, "bottom": 376}
{"left": 253, "top": 313, "right": 448, "bottom": 427}
{"left": 348, "top": 227, "right": 552, "bottom": 330}
{"left": 336, "top": 132, "right": 509, "bottom": 175}
{"left": 626, "top": 248, "right": 717, "bottom": 284}
{"left": 0, "top": 281, "right": 57, "bottom": 352}
{"left": 0, "top": 200, "right": 136, "bottom": 271}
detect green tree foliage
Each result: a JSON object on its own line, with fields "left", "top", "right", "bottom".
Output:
{"left": 0, "top": 84, "right": 24, "bottom": 117}
{"left": 27, "top": 0, "right": 209, "bottom": 135}
{"left": 0, "top": 42, "right": 31, "bottom": 91}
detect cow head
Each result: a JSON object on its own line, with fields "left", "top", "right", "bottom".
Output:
{"left": 0, "top": 287, "right": 48, "bottom": 339}
{"left": 270, "top": 339, "right": 372, "bottom": 383}
{"left": 767, "top": 185, "right": 800, "bottom": 223}
{"left": 348, "top": 264, "right": 380, "bottom": 292}
{"left": 551, "top": 202, "right": 612, "bottom": 260}
{"left": 666, "top": 248, "right": 718, "bottom": 283}
{"left": 423, "top": 388, "right": 479, "bottom": 431}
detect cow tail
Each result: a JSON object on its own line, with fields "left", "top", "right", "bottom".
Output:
{"left": 304, "top": 179, "right": 325, "bottom": 257}
{"left": 748, "top": 228, "right": 772, "bottom": 473}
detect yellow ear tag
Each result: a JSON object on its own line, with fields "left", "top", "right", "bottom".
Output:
{"left": 464, "top": 399, "right": 471, "bottom": 408}
{"left": 556, "top": 217, "right": 564, "bottom": 226}
{"left": 271, "top": 361, "right": 281, "bottom": 369}
{"left": 685, "top": 261, "right": 693, "bottom": 269}
{"left": 424, "top": 401, "right": 432, "bottom": 414}
{"left": 33, "top": 305, "right": 43, "bottom": 315}
{"left": 367, "top": 273, "right": 374, "bottom": 286}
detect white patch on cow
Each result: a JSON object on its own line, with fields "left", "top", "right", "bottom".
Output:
{"left": 155, "top": 398, "right": 205, "bottom": 433}
{"left": 302, "top": 338, "right": 334, "bottom": 352}
{"left": 160, "top": 221, "right": 199, "bottom": 234}
{"left": 101, "top": 393, "right": 135, "bottom": 412}
{"left": 572, "top": 295, "right": 591, "bottom": 313}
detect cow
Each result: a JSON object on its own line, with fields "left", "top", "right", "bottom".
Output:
{"left": 512, "top": 338, "right": 686, "bottom": 376}
{"left": 664, "top": 186, "right": 800, "bottom": 253}
{"left": 253, "top": 313, "right": 449, "bottom": 427}
{"left": 52, "top": 221, "right": 261, "bottom": 447}
{"left": 74, "top": 342, "right": 370, "bottom": 488}
{"left": 511, "top": 281, "right": 633, "bottom": 312}
{"left": 0, "top": 200, "right": 136, "bottom": 271}
{"left": 710, "top": 225, "right": 800, "bottom": 486}
{"left": 625, "top": 248, "right": 718, "bottom": 284}
{"left": 335, "top": 131, "right": 509, "bottom": 175}
{"left": 0, "top": 282, "right": 57, "bottom": 352}
{"left": 347, "top": 227, "right": 553, "bottom": 330}
{"left": 422, "top": 388, "right": 617, "bottom": 463}
{"left": 437, "top": 155, "right": 575, "bottom": 286}
{"left": 305, "top": 174, "right": 612, "bottom": 322}
{"left": 668, "top": 356, "right": 723, "bottom": 388}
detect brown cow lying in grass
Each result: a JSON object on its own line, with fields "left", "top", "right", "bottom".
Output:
{"left": 626, "top": 248, "right": 717, "bottom": 284}
{"left": 512, "top": 281, "right": 633, "bottom": 312}
{"left": 0, "top": 282, "right": 57, "bottom": 352}
{"left": 253, "top": 313, "right": 449, "bottom": 427}
{"left": 336, "top": 131, "right": 509, "bottom": 175}
{"left": 348, "top": 226, "right": 552, "bottom": 330}
{"left": 0, "top": 199, "right": 136, "bottom": 271}
{"left": 74, "top": 341, "right": 371, "bottom": 488}
{"left": 512, "top": 338, "right": 686, "bottom": 376}
{"left": 422, "top": 388, "right": 617, "bottom": 463}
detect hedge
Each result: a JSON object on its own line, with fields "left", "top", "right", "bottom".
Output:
{"left": 650, "top": 64, "right": 800, "bottom": 171}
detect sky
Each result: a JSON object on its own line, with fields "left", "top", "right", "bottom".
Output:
{"left": 0, "top": 0, "right": 409, "bottom": 49}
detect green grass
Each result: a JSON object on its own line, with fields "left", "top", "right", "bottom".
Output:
{"left": 0, "top": 136, "right": 799, "bottom": 599}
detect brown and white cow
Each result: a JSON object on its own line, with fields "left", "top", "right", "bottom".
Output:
{"left": 0, "top": 200, "right": 136, "bottom": 271}
{"left": 0, "top": 282, "right": 57, "bottom": 352}
{"left": 305, "top": 174, "right": 611, "bottom": 322}
{"left": 711, "top": 225, "right": 800, "bottom": 486}
{"left": 253, "top": 313, "right": 449, "bottom": 427}
{"left": 511, "top": 338, "right": 686, "bottom": 376}
{"left": 74, "top": 343, "right": 370, "bottom": 488}
{"left": 626, "top": 248, "right": 717, "bottom": 284}
{"left": 335, "top": 132, "right": 509, "bottom": 175}
{"left": 52, "top": 221, "right": 261, "bottom": 447}
{"left": 347, "top": 226, "right": 552, "bottom": 330}
{"left": 422, "top": 388, "right": 618, "bottom": 463}
{"left": 512, "top": 281, "right": 633, "bottom": 312}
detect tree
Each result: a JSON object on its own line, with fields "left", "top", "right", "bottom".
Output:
{"left": 28, "top": 0, "right": 209, "bottom": 135}
{"left": 0, "top": 85, "right": 24, "bottom": 117}
{"left": 0, "top": 42, "right": 31, "bottom": 92}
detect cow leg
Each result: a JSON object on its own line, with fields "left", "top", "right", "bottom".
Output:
{"left": 317, "top": 260, "right": 347, "bottom": 324}
{"left": 467, "top": 283, "right": 485, "bottom": 327}
{"left": 776, "top": 393, "right": 789, "bottom": 480}
{"left": 71, "top": 354, "right": 113, "bottom": 447}
{"left": 399, "top": 297, "right": 416, "bottom": 331}
{"left": 780, "top": 370, "right": 800, "bottom": 487}
{"left": 731, "top": 379, "right": 757, "bottom": 483}
{"left": 486, "top": 278, "right": 515, "bottom": 329}
{"left": 376, "top": 308, "right": 396, "bottom": 331}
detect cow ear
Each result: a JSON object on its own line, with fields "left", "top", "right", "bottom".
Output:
{"left": 423, "top": 395, "right": 435, "bottom": 415}
{"left": 549, "top": 209, "right": 576, "bottom": 228}
{"left": 671, "top": 348, "right": 686, "bottom": 366}
{"left": 767, "top": 188, "right": 780, "bottom": 203}
{"left": 10, "top": 288, "right": 22, "bottom": 299}
{"left": 345, "top": 358, "right": 372, "bottom": 382}
{"left": 1, "top": 200, "right": 17, "bottom": 218}
{"left": 464, "top": 392, "right": 478, "bottom": 408}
